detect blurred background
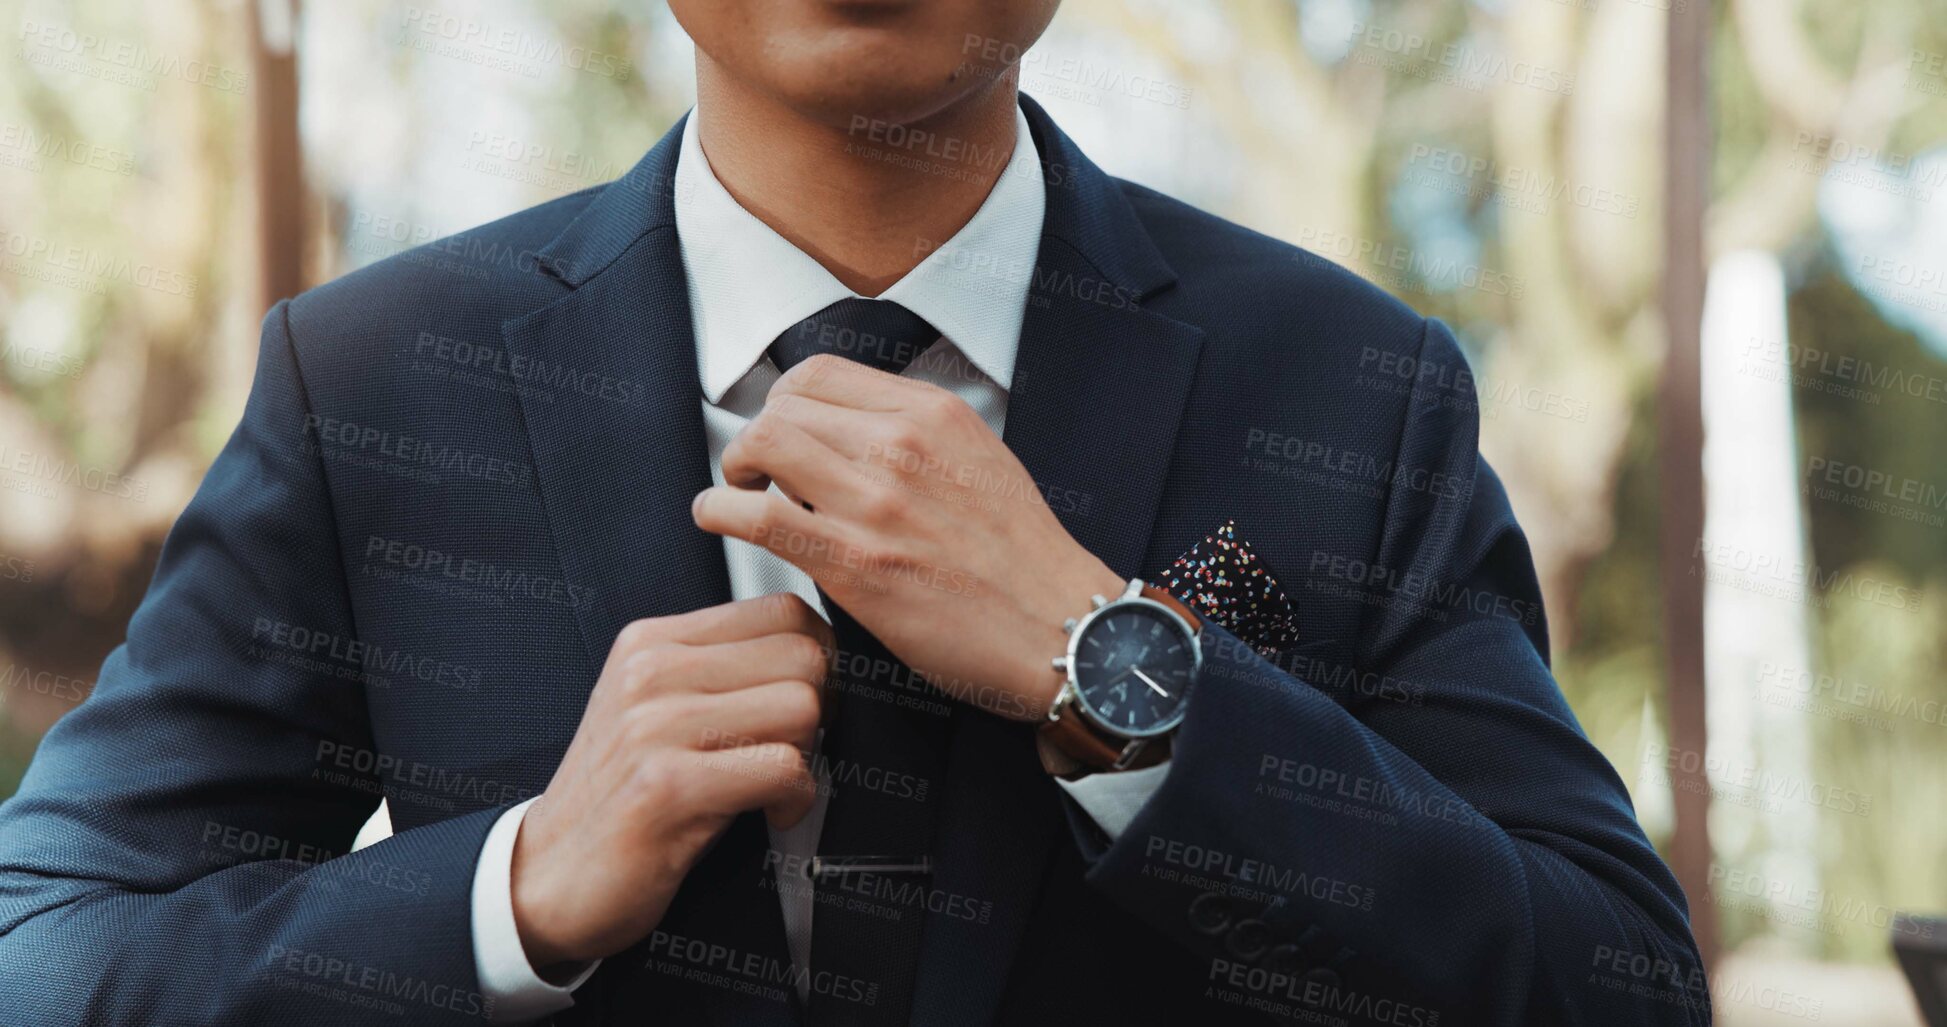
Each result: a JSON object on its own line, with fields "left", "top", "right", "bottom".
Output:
{"left": 2, "top": 0, "right": 1942, "bottom": 1022}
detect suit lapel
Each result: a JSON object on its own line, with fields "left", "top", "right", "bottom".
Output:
{"left": 502, "top": 115, "right": 731, "bottom": 675}
{"left": 1000, "top": 246, "right": 1205, "bottom": 581}
{"left": 502, "top": 118, "right": 799, "bottom": 1027}
{"left": 501, "top": 224, "right": 732, "bottom": 673}
{"left": 909, "top": 97, "right": 1206, "bottom": 1026}
{"left": 1001, "top": 95, "right": 1206, "bottom": 582}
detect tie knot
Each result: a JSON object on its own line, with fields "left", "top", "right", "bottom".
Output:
{"left": 767, "top": 298, "right": 939, "bottom": 378}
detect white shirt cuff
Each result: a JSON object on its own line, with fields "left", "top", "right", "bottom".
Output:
{"left": 472, "top": 797, "right": 601, "bottom": 1023}
{"left": 1054, "top": 760, "right": 1171, "bottom": 837}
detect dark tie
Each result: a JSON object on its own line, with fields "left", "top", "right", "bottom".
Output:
{"left": 768, "top": 297, "right": 937, "bottom": 378}
{"left": 769, "top": 299, "right": 952, "bottom": 1026}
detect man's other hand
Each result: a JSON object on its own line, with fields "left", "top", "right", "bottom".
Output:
{"left": 509, "top": 593, "right": 831, "bottom": 969}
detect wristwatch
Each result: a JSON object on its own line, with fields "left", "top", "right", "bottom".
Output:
{"left": 1040, "top": 578, "right": 1202, "bottom": 776}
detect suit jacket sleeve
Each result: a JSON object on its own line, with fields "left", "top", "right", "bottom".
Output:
{"left": 0, "top": 302, "right": 504, "bottom": 1026}
{"left": 1071, "top": 318, "right": 1709, "bottom": 1026}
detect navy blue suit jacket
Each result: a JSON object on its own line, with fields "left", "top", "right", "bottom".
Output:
{"left": 0, "top": 97, "right": 1707, "bottom": 1025}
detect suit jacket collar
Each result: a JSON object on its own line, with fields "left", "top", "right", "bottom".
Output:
{"left": 1016, "top": 93, "right": 1178, "bottom": 301}
{"left": 533, "top": 110, "right": 689, "bottom": 287}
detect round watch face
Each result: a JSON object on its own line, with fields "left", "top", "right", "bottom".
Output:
{"left": 1070, "top": 600, "right": 1196, "bottom": 737}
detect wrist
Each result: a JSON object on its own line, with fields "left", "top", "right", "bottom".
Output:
{"left": 509, "top": 801, "right": 576, "bottom": 969}
{"left": 1009, "top": 553, "right": 1123, "bottom": 721}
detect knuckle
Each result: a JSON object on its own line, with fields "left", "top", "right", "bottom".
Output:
{"left": 618, "top": 650, "right": 657, "bottom": 695}
{"left": 801, "top": 355, "right": 834, "bottom": 390}
{"left": 743, "top": 414, "right": 779, "bottom": 452}
{"left": 751, "top": 495, "right": 783, "bottom": 532}
{"left": 857, "top": 485, "right": 907, "bottom": 526}
{"left": 918, "top": 385, "right": 960, "bottom": 420}
{"left": 617, "top": 618, "right": 660, "bottom": 654}
{"left": 754, "top": 497, "right": 799, "bottom": 546}
{"left": 620, "top": 703, "right": 664, "bottom": 745}
{"left": 758, "top": 743, "right": 807, "bottom": 781}
{"left": 780, "top": 594, "right": 833, "bottom": 651}
{"left": 862, "top": 541, "right": 910, "bottom": 574}
{"left": 687, "top": 702, "right": 749, "bottom": 751}
{"left": 653, "top": 688, "right": 706, "bottom": 724}
{"left": 785, "top": 633, "right": 828, "bottom": 677}
{"left": 630, "top": 756, "right": 681, "bottom": 808}
{"left": 779, "top": 682, "right": 821, "bottom": 731}
{"left": 783, "top": 750, "right": 815, "bottom": 791}
{"left": 885, "top": 419, "right": 929, "bottom": 457}
{"left": 760, "top": 590, "right": 807, "bottom": 627}
{"left": 627, "top": 642, "right": 688, "bottom": 693}
{"left": 626, "top": 701, "right": 681, "bottom": 752}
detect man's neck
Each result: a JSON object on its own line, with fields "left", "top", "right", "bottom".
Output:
{"left": 692, "top": 55, "right": 1022, "bottom": 297}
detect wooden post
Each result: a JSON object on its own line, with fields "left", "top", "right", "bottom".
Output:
{"left": 250, "top": 0, "right": 304, "bottom": 309}
{"left": 1657, "top": 0, "right": 1718, "bottom": 974}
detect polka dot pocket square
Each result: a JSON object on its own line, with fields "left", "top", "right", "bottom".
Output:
{"left": 1155, "top": 520, "right": 1300, "bottom": 657}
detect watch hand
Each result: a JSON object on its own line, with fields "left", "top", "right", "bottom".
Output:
{"left": 1132, "top": 666, "right": 1169, "bottom": 697}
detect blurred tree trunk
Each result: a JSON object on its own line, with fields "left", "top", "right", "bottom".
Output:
{"left": 1658, "top": 0, "right": 1716, "bottom": 972}
{"left": 251, "top": 0, "right": 306, "bottom": 307}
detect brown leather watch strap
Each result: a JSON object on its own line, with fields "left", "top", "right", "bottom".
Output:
{"left": 1042, "top": 706, "right": 1173, "bottom": 776}
{"left": 1139, "top": 584, "right": 1202, "bottom": 632}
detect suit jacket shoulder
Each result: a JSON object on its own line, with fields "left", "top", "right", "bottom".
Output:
{"left": 282, "top": 187, "right": 601, "bottom": 383}
{"left": 1115, "top": 176, "right": 1432, "bottom": 368}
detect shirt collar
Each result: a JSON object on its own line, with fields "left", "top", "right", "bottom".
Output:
{"left": 675, "top": 104, "right": 1046, "bottom": 404}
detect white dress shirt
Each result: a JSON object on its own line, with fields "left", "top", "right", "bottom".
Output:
{"left": 469, "top": 104, "right": 1171, "bottom": 1022}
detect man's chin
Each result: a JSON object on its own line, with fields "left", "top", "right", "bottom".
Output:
{"left": 782, "top": 66, "right": 1009, "bottom": 135}
{"left": 810, "top": 0, "right": 930, "bottom": 12}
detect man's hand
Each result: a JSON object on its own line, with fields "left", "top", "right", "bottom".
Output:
{"left": 692, "top": 355, "right": 1122, "bottom": 722}
{"left": 510, "top": 594, "right": 831, "bottom": 968}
